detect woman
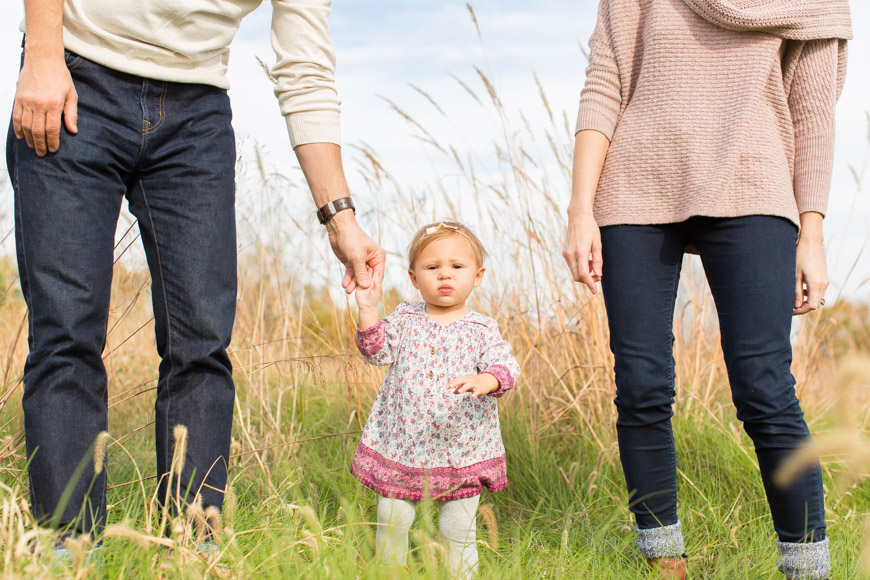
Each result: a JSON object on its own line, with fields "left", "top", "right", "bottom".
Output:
{"left": 563, "top": 1, "right": 851, "bottom": 578}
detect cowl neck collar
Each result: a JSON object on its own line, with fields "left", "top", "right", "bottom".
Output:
{"left": 681, "top": 0, "right": 852, "bottom": 40}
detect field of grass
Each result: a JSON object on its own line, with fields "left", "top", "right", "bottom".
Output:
{"left": 1, "top": 12, "right": 869, "bottom": 576}
{"left": 0, "top": 247, "right": 868, "bottom": 579}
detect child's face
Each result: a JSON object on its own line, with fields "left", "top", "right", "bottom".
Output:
{"left": 408, "top": 234, "right": 485, "bottom": 315}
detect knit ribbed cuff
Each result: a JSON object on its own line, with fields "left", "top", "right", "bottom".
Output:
{"left": 793, "top": 130, "right": 835, "bottom": 216}
{"left": 635, "top": 521, "right": 684, "bottom": 558}
{"left": 575, "top": 108, "right": 617, "bottom": 142}
{"left": 285, "top": 110, "right": 341, "bottom": 148}
{"left": 777, "top": 538, "right": 830, "bottom": 580}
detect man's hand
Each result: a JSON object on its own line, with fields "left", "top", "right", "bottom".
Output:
{"left": 294, "top": 142, "right": 386, "bottom": 293}
{"left": 325, "top": 209, "right": 386, "bottom": 294}
{"left": 13, "top": 50, "right": 78, "bottom": 157}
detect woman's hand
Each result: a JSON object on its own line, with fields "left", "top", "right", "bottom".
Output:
{"left": 563, "top": 212, "right": 603, "bottom": 294}
{"left": 564, "top": 130, "right": 609, "bottom": 294}
{"left": 793, "top": 212, "right": 829, "bottom": 315}
{"left": 447, "top": 374, "right": 499, "bottom": 398}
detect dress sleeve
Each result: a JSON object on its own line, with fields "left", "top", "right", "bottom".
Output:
{"left": 270, "top": 0, "right": 342, "bottom": 148}
{"left": 787, "top": 39, "right": 840, "bottom": 216}
{"left": 354, "top": 305, "right": 405, "bottom": 366}
{"left": 575, "top": 0, "right": 621, "bottom": 141}
{"left": 477, "top": 321, "right": 520, "bottom": 398}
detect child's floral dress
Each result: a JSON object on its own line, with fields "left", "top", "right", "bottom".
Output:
{"left": 351, "top": 301, "right": 520, "bottom": 501}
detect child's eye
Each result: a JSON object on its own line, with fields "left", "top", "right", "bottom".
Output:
{"left": 452, "top": 264, "right": 464, "bottom": 269}
{"left": 426, "top": 265, "right": 437, "bottom": 270}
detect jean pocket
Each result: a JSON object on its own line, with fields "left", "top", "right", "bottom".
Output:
{"left": 64, "top": 50, "right": 84, "bottom": 70}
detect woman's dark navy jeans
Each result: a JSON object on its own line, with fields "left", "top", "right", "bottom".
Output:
{"left": 600, "top": 216, "right": 825, "bottom": 543}
{"left": 7, "top": 50, "right": 237, "bottom": 535}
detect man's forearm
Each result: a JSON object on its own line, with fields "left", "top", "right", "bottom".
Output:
{"left": 294, "top": 142, "right": 350, "bottom": 208}
{"left": 23, "top": 0, "right": 65, "bottom": 59}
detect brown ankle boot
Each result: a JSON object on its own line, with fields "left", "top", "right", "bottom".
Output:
{"left": 647, "top": 556, "right": 688, "bottom": 580}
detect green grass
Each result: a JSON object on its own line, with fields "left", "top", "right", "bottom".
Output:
{"left": 2, "top": 380, "right": 864, "bottom": 579}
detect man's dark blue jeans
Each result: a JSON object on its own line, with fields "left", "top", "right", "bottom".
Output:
{"left": 7, "top": 49, "right": 237, "bottom": 535}
{"left": 600, "top": 216, "right": 826, "bottom": 544}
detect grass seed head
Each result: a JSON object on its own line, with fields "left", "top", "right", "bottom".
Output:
{"left": 92, "top": 431, "right": 110, "bottom": 475}
{"left": 171, "top": 425, "right": 189, "bottom": 477}
{"left": 477, "top": 503, "right": 499, "bottom": 550}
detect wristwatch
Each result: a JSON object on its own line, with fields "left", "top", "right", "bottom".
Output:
{"left": 316, "top": 197, "right": 355, "bottom": 225}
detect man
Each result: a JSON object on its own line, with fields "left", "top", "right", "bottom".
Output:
{"left": 8, "top": 0, "right": 384, "bottom": 537}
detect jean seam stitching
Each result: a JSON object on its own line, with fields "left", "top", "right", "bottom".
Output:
{"left": 137, "top": 178, "right": 175, "bottom": 496}
{"left": 143, "top": 83, "right": 167, "bottom": 135}
{"left": 141, "top": 80, "right": 149, "bottom": 136}
{"left": 664, "top": 248, "right": 681, "bottom": 524}
{"left": 12, "top": 166, "right": 34, "bottom": 330}
{"left": 13, "top": 158, "right": 40, "bottom": 512}
{"left": 65, "top": 56, "right": 83, "bottom": 70}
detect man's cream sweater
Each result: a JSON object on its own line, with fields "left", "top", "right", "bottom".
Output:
{"left": 23, "top": 0, "right": 341, "bottom": 148}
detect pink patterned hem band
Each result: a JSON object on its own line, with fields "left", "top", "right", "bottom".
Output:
{"left": 350, "top": 443, "right": 508, "bottom": 501}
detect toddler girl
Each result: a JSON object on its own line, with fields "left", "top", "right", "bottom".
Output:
{"left": 351, "top": 221, "right": 520, "bottom": 578}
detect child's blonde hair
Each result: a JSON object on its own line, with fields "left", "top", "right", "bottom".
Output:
{"left": 408, "top": 221, "right": 487, "bottom": 269}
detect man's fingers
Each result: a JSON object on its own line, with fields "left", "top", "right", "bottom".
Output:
{"left": 350, "top": 255, "right": 371, "bottom": 290}
{"left": 12, "top": 101, "right": 24, "bottom": 139}
{"left": 371, "top": 255, "right": 386, "bottom": 285}
{"left": 342, "top": 266, "right": 357, "bottom": 294}
{"left": 21, "top": 108, "right": 35, "bottom": 149}
{"left": 63, "top": 90, "right": 79, "bottom": 135}
{"left": 31, "top": 110, "right": 49, "bottom": 156}
{"left": 46, "top": 110, "right": 62, "bottom": 153}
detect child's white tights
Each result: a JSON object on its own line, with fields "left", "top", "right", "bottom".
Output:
{"left": 376, "top": 494, "right": 480, "bottom": 579}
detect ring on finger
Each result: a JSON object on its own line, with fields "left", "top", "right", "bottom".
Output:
{"left": 820, "top": 298, "right": 826, "bottom": 306}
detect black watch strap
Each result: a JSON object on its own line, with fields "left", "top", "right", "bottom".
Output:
{"left": 317, "top": 197, "right": 355, "bottom": 225}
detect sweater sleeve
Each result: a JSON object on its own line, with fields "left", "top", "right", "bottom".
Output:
{"left": 270, "top": 0, "right": 342, "bottom": 148}
{"left": 575, "top": 0, "right": 621, "bottom": 141}
{"left": 477, "top": 321, "right": 520, "bottom": 398}
{"left": 354, "top": 303, "right": 409, "bottom": 366}
{"left": 788, "top": 39, "right": 839, "bottom": 216}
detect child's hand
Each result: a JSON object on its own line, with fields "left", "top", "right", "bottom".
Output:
{"left": 354, "top": 272, "right": 381, "bottom": 311}
{"left": 447, "top": 374, "right": 499, "bottom": 398}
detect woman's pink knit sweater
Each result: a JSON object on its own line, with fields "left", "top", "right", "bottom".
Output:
{"left": 576, "top": 0, "right": 851, "bottom": 228}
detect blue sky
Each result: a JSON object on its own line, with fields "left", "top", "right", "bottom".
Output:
{"left": 1, "top": 1, "right": 868, "bottom": 298}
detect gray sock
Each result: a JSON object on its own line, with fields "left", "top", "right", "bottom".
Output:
{"left": 777, "top": 537, "right": 830, "bottom": 579}
{"left": 635, "top": 520, "right": 684, "bottom": 558}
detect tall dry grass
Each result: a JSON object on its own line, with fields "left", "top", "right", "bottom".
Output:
{"left": 0, "top": 5, "right": 867, "bottom": 576}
